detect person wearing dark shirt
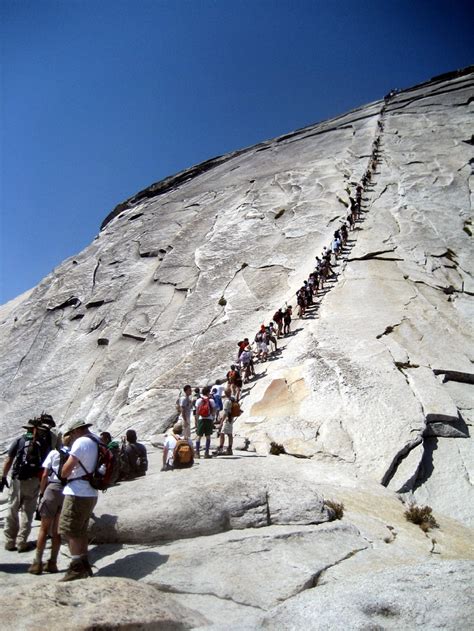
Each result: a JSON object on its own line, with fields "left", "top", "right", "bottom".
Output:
{"left": 120, "top": 430, "right": 148, "bottom": 479}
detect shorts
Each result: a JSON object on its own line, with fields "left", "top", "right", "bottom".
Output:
{"left": 197, "top": 417, "right": 213, "bottom": 437}
{"left": 59, "top": 495, "right": 97, "bottom": 539}
{"left": 39, "top": 482, "right": 64, "bottom": 519}
{"left": 259, "top": 342, "right": 268, "bottom": 353}
{"left": 222, "top": 419, "right": 233, "bottom": 435}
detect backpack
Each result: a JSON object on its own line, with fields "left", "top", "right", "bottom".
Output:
{"left": 231, "top": 401, "right": 242, "bottom": 417}
{"left": 198, "top": 397, "right": 211, "bottom": 417}
{"left": 56, "top": 447, "right": 71, "bottom": 485}
{"left": 173, "top": 437, "right": 194, "bottom": 469}
{"left": 273, "top": 311, "right": 282, "bottom": 322}
{"left": 228, "top": 369, "right": 238, "bottom": 383}
{"left": 77, "top": 436, "right": 115, "bottom": 491}
{"left": 12, "top": 435, "right": 43, "bottom": 480}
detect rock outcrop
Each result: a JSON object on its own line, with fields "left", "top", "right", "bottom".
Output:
{"left": 0, "top": 67, "right": 473, "bottom": 628}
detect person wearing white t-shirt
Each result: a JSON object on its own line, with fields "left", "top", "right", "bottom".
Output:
{"left": 58, "top": 420, "right": 99, "bottom": 582}
{"left": 28, "top": 436, "right": 71, "bottom": 576}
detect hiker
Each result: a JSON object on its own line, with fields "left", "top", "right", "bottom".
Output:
{"left": 39, "top": 413, "right": 60, "bottom": 451}
{"left": 2, "top": 419, "right": 50, "bottom": 552}
{"left": 120, "top": 429, "right": 148, "bottom": 479}
{"left": 58, "top": 420, "right": 100, "bottom": 581}
{"left": 227, "top": 364, "right": 242, "bottom": 399}
{"left": 296, "top": 288, "right": 306, "bottom": 318}
{"left": 178, "top": 384, "right": 193, "bottom": 439}
{"left": 283, "top": 306, "right": 292, "bottom": 335}
{"left": 191, "top": 387, "right": 201, "bottom": 426}
{"left": 266, "top": 322, "right": 278, "bottom": 352}
{"left": 100, "top": 432, "right": 121, "bottom": 485}
{"left": 162, "top": 422, "right": 194, "bottom": 471}
{"left": 273, "top": 309, "right": 284, "bottom": 337}
{"left": 239, "top": 345, "right": 253, "bottom": 383}
{"left": 211, "top": 386, "right": 224, "bottom": 425}
{"left": 255, "top": 327, "right": 269, "bottom": 362}
{"left": 195, "top": 386, "right": 216, "bottom": 459}
{"left": 28, "top": 435, "right": 72, "bottom": 575}
{"left": 214, "top": 389, "right": 240, "bottom": 456}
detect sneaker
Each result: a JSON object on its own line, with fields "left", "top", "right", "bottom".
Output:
{"left": 195, "top": 453, "right": 200, "bottom": 459}
{"left": 17, "top": 541, "right": 36, "bottom": 553}
{"left": 28, "top": 561, "right": 43, "bottom": 575}
{"left": 59, "top": 559, "right": 89, "bottom": 582}
{"left": 44, "top": 559, "right": 59, "bottom": 573}
{"left": 4, "top": 541, "right": 16, "bottom": 551}
{"left": 204, "top": 453, "right": 212, "bottom": 459}
{"left": 226, "top": 448, "right": 233, "bottom": 456}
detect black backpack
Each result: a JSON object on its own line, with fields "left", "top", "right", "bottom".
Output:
{"left": 12, "top": 435, "right": 43, "bottom": 481}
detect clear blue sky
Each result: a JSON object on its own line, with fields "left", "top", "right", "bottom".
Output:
{"left": 1, "top": 0, "right": 472, "bottom": 304}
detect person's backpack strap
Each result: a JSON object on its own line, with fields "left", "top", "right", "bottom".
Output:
{"left": 75, "top": 435, "right": 99, "bottom": 480}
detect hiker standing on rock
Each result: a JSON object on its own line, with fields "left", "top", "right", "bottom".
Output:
{"left": 58, "top": 420, "right": 99, "bottom": 581}
{"left": 195, "top": 386, "right": 216, "bottom": 459}
{"left": 2, "top": 419, "right": 50, "bottom": 552}
{"left": 178, "top": 384, "right": 193, "bottom": 439}
{"left": 214, "top": 389, "right": 240, "bottom": 456}
{"left": 28, "top": 435, "right": 72, "bottom": 575}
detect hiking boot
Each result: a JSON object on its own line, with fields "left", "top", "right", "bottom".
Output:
{"left": 17, "top": 541, "right": 36, "bottom": 553}
{"left": 213, "top": 448, "right": 224, "bottom": 456}
{"left": 28, "top": 561, "right": 43, "bottom": 575}
{"left": 81, "top": 557, "right": 94, "bottom": 577}
{"left": 4, "top": 541, "right": 16, "bottom": 551}
{"left": 44, "top": 559, "right": 59, "bottom": 573}
{"left": 195, "top": 452, "right": 200, "bottom": 459}
{"left": 59, "top": 559, "right": 89, "bottom": 582}
{"left": 203, "top": 453, "right": 212, "bottom": 459}
{"left": 226, "top": 447, "right": 233, "bottom": 456}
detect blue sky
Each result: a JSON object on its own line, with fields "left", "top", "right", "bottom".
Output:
{"left": 1, "top": 0, "right": 472, "bottom": 303}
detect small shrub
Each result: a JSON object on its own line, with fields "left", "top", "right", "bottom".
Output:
{"left": 218, "top": 296, "right": 227, "bottom": 306}
{"left": 404, "top": 504, "right": 439, "bottom": 532}
{"left": 269, "top": 442, "right": 286, "bottom": 455}
{"left": 324, "top": 499, "right": 344, "bottom": 520}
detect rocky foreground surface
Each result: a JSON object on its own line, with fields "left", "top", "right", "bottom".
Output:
{"left": 1, "top": 68, "right": 473, "bottom": 628}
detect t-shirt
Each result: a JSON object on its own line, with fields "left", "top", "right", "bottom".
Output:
{"left": 42, "top": 448, "right": 69, "bottom": 483}
{"left": 179, "top": 395, "right": 192, "bottom": 419}
{"left": 195, "top": 396, "right": 216, "bottom": 419}
{"left": 222, "top": 398, "right": 233, "bottom": 419}
{"left": 63, "top": 434, "right": 99, "bottom": 498}
{"left": 164, "top": 434, "right": 192, "bottom": 467}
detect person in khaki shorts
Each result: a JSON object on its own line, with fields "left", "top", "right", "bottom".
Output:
{"left": 58, "top": 420, "right": 99, "bottom": 582}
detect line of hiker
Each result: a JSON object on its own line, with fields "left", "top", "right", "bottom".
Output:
{"left": 62, "top": 114, "right": 387, "bottom": 480}
{"left": 167, "top": 105, "right": 386, "bottom": 465}
{"left": 1, "top": 414, "right": 148, "bottom": 581}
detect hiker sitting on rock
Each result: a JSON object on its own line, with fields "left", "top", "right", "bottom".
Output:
{"left": 162, "top": 422, "right": 194, "bottom": 471}
{"left": 120, "top": 429, "right": 148, "bottom": 480}
{"left": 28, "top": 434, "right": 72, "bottom": 575}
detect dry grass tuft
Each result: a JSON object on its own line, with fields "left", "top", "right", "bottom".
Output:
{"left": 269, "top": 442, "right": 286, "bottom": 455}
{"left": 324, "top": 499, "right": 344, "bottom": 520}
{"left": 404, "top": 504, "right": 439, "bottom": 532}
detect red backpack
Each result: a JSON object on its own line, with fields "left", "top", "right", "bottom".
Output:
{"left": 198, "top": 397, "right": 211, "bottom": 417}
{"left": 77, "top": 436, "right": 115, "bottom": 491}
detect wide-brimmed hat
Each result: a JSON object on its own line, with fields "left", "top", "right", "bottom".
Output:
{"left": 22, "top": 421, "right": 39, "bottom": 431}
{"left": 63, "top": 420, "right": 93, "bottom": 437}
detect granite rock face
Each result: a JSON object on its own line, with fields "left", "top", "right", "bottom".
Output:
{"left": 0, "top": 68, "right": 473, "bottom": 628}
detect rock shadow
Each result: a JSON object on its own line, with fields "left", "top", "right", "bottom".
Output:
{"left": 412, "top": 437, "right": 439, "bottom": 490}
{"left": 95, "top": 550, "right": 169, "bottom": 580}
{"left": 0, "top": 562, "right": 30, "bottom": 574}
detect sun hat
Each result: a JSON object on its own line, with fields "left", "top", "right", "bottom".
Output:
{"left": 63, "top": 420, "right": 93, "bottom": 437}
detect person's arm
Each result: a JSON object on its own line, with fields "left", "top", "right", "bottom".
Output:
{"left": 39, "top": 467, "right": 49, "bottom": 495}
{"left": 2, "top": 455, "right": 13, "bottom": 479}
{"left": 61, "top": 454, "right": 79, "bottom": 479}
